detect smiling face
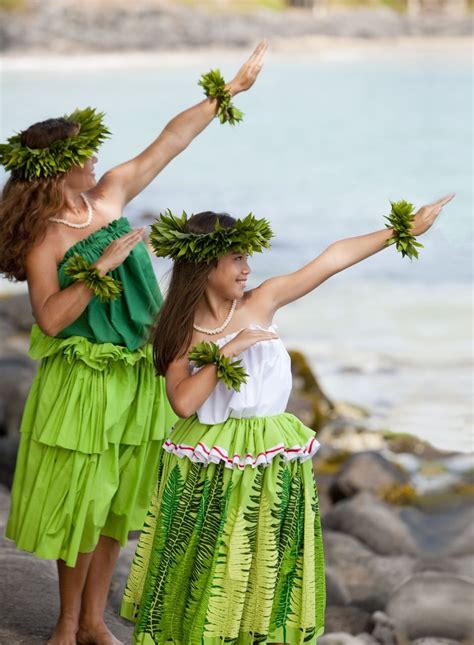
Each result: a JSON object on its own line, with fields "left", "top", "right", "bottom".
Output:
{"left": 63, "top": 155, "right": 97, "bottom": 193}
{"left": 207, "top": 251, "right": 251, "bottom": 301}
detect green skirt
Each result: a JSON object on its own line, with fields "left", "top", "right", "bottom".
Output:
{"left": 5, "top": 325, "right": 177, "bottom": 567}
{"left": 121, "top": 413, "right": 325, "bottom": 644}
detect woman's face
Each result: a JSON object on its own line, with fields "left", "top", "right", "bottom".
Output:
{"left": 207, "top": 251, "right": 251, "bottom": 300}
{"left": 63, "top": 156, "right": 97, "bottom": 192}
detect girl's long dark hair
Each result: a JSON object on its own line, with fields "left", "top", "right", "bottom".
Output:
{"left": 153, "top": 211, "right": 235, "bottom": 376}
{"left": 0, "top": 118, "right": 80, "bottom": 281}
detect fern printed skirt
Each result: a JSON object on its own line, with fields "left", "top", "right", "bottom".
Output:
{"left": 121, "top": 413, "right": 326, "bottom": 644}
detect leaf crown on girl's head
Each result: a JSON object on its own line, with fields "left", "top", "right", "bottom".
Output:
{"left": 150, "top": 210, "right": 274, "bottom": 263}
{"left": 0, "top": 107, "right": 111, "bottom": 181}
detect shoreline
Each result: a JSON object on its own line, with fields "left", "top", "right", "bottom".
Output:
{"left": 1, "top": 36, "right": 472, "bottom": 71}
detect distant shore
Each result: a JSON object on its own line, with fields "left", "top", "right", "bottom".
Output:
{"left": 1, "top": 0, "right": 472, "bottom": 55}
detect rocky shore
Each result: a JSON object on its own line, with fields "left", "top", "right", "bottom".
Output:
{"left": 0, "top": 292, "right": 473, "bottom": 644}
{"left": 0, "top": 0, "right": 472, "bottom": 54}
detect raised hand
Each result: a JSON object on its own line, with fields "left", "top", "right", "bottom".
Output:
{"left": 94, "top": 227, "right": 145, "bottom": 275}
{"left": 220, "top": 327, "right": 278, "bottom": 359}
{"left": 411, "top": 194, "right": 455, "bottom": 236}
{"left": 228, "top": 40, "right": 268, "bottom": 95}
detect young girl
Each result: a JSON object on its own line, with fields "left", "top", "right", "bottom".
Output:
{"left": 121, "top": 195, "right": 453, "bottom": 644}
{"left": 0, "top": 42, "right": 266, "bottom": 645}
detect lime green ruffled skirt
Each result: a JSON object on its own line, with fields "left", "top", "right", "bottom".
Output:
{"left": 5, "top": 325, "right": 177, "bottom": 567}
{"left": 121, "top": 413, "right": 325, "bottom": 644}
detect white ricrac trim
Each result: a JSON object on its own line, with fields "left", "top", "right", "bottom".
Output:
{"left": 162, "top": 435, "right": 320, "bottom": 470}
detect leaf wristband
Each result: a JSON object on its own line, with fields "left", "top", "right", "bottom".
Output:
{"left": 383, "top": 199, "right": 424, "bottom": 260}
{"left": 189, "top": 341, "right": 248, "bottom": 392}
{"left": 64, "top": 254, "right": 123, "bottom": 302}
{"left": 198, "top": 69, "right": 243, "bottom": 126}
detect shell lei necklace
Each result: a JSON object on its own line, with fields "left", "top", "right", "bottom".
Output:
{"left": 50, "top": 192, "right": 93, "bottom": 229}
{"left": 193, "top": 299, "right": 237, "bottom": 335}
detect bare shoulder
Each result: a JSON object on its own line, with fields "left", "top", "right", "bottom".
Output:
{"left": 239, "top": 283, "right": 274, "bottom": 318}
{"left": 27, "top": 224, "right": 64, "bottom": 268}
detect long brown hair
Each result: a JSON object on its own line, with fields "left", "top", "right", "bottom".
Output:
{"left": 153, "top": 211, "right": 236, "bottom": 376}
{"left": 0, "top": 118, "right": 79, "bottom": 281}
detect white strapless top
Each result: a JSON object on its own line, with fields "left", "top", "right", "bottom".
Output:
{"left": 193, "top": 325, "right": 293, "bottom": 425}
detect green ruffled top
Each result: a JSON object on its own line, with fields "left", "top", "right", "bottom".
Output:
{"left": 56, "top": 217, "right": 162, "bottom": 351}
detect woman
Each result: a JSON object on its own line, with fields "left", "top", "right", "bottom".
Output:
{"left": 0, "top": 41, "right": 267, "bottom": 645}
{"left": 121, "top": 196, "right": 453, "bottom": 644}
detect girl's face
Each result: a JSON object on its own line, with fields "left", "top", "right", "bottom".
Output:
{"left": 64, "top": 156, "right": 97, "bottom": 192}
{"left": 207, "top": 251, "right": 251, "bottom": 300}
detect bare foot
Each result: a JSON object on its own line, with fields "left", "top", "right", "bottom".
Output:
{"left": 47, "top": 616, "right": 78, "bottom": 645}
{"left": 77, "top": 622, "right": 123, "bottom": 645}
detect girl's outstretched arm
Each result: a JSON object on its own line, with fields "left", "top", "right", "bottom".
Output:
{"left": 96, "top": 41, "right": 267, "bottom": 207}
{"left": 258, "top": 194, "right": 454, "bottom": 311}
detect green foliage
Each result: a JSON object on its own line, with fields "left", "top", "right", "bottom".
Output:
{"left": 270, "top": 468, "right": 304, "bottom": 630}
{"left": 199, "top": 68, "right": 244, "bottom": 125}
{"left": 64, "top": 254, "right": 122, "bottom": 302}
{"left": 189, "top": 341, "right": 249, "bottom": 391}
{"left": 150, "top": 210, "right": 273, "bottom": 263}
{"left": 0, "top": 106, "right": 110, "bottom": 180}
{"left": 384, "top": 199, "right": 424, "bottom": 260}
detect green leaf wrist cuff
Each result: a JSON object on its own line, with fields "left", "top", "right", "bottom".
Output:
{"left": 189, "top": 341, "right": 248, "bottom": 392}
{"left": 64, "top": 254, "right": 123, "bottom": 302}
{"left": 198, "top": 69, "right": 243, "bottom": 126}
{"left": 384, "top": 199, "right": 424, "bottom": 260}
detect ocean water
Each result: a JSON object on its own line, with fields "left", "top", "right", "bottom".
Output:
{"left": 1, "top": 43, "right": 472, "bottom": 452}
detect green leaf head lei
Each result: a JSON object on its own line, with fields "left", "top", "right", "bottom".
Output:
{"left": 150, "top": 210, "right": 274, "bottom": 264}
{"left": 0, "top": 107, "right": 111, "bottom": 181}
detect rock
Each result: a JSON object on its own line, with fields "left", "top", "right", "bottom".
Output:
{"left": 0, "top": 550, "right": 133, "bottom": 644}
{"left": 0, "top": 483, "right": 133, "bottom": 643}
{"left": 323, "top": 492, "right": 419, "bottom": 556}
{"left": 325, "top": 606, "right": 372, "bottom": 635}
{"left": 400, "top": 503, "right": 474, "bottom": 555}
{"left": 411, "top": 637, "right": 461, "bottom": 645}
{"left": 0, "top": 293, "right": 33, "bottom": 334}
{"left": 385, "top": 572, "right": 474, "bottom": 641}
{"left": 452, "top": 555, "right": 474, "bottom": 580}
{"left": 355, "top": 634, "right": 380, "bottom": 645}
{"left": 0, "top": 357, "right": 36, "bottom": 437}
{"left": 329, "top": 451, "right": 409, "bottom": 502}
{"left": 318, "top": 634, "right": 371, "bottom": 645}
{"left": 0, "top": 435, "right": 20, "bottom": 489}
{"left": 317, "top": 423, "right": 387, "bottom": 454}
{"left": 323, "top": 530, "right": 415, "bottom": 612}
{"left": 325, "top": 566, "right": 350, "bottom": 606}
{"left": 372, "top": 611, "right": 396, "bottom": 645}
{"left": 288, "top": 349, "right": 334, "bottom": 430}
{"left": 441, "top": 515, "right": 474, "bottom": 557}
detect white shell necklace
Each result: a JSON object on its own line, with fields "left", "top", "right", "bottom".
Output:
{"left": 50, "top": 192, "right": 93, "bottom": 229}
{"left": 193, "top": 299, "right": 237, "bottom": 335}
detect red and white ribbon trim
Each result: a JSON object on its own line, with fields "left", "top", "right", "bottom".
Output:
{"left": 163, "top": 435, "right": 320, "bottom": 470}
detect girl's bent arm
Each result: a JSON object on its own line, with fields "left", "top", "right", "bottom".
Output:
{"left": 27, "top": 228, "right": 144, "bottom": 337}
{"left": 166, "top": 357, "right": 220, "bottom": 419}
{"left": 165, "top": 328, "right": 277, "bottom": 418}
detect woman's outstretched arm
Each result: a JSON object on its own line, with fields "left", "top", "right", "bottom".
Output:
{"left": 96, "top": 41, "right": 267, "bottom": 206}
{"left": 258, "top": 194, "right": 454, "bottom": 311}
